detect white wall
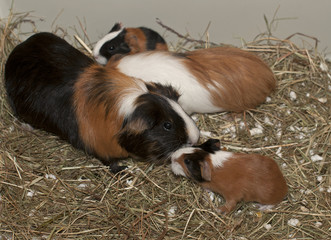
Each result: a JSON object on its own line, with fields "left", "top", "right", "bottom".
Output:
{"left": 0, "top": 0, "right": 9, "bottom": 18}
{"left": 1, "top": 0, "right": 330, "bottom": 52}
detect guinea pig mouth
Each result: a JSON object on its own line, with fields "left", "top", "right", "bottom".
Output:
{"left": 125, "top": 144, "right": 173, "bottom": 164}
{"left": 120, "top": 132, "right": 191, "bottom": 164}
{"left": 141, "top": 145, "right": 184, "bottom": 165}
{"left": 182, "top": 143, "right": 193, "bottom": 148}
{"left": 157, "top": 144, "right": 190, "bottom": 163}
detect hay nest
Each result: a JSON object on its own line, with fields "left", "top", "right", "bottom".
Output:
{"left": 1, "top": 11, "right": 330, "bottom": 240}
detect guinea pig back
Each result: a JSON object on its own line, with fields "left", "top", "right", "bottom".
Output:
{"left": 4, "top": 32, "right": 94, "bottom": 150}
{"left": 93, "top": 22, "right": 168, "bottom": 65}
{"left": 184, "top": 47, "right": 276, "bottom": 112}
{"left": 171, "top": 142, "right": 287, "bottom": 213}
{"left": 5, "top": 32, "right": 199, "bottom": 169}
{"left": 110, "top": 47, "right": 276, "bottom": 114}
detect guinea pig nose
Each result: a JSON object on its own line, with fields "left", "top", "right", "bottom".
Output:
{"left": 187, "top": 131, "right": 199, "bottom": 146}
{"left": 184, "top": 141, "right": 194, "bottom": 147}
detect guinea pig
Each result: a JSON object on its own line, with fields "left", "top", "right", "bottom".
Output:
{"left": 171, "top": 139, "right": 288, "bottom": 214}
{"left": 93, "top": 22, "right": 168, "bottom": 65}
{"left": 107, "top": 47, "right": 276, "bottom": 114}
{"left": 4, "top": 32, "right": 199, "bottom": 173}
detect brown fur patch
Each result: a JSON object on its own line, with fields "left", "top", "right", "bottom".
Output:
{"left": 125, "top": 28, "right": 148, "bottom": 54}
{"left": 201, "top": 153, "right": 287, "bottom": 213}
{"left": 73, "top": 64, "right": 148, "bottom": 160}
{"left": 182, "top": 47, "right": 276, "bottom": 112}
{"left": 155, "top": 42, "right": 168, "bottom": 51}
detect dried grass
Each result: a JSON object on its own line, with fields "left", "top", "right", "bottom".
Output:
{"left": 1, "top": 10, "right": 330, "bottom": 240}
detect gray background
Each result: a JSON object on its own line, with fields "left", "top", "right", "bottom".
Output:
{"left": 1, "top": 0, "right": 330, "bottom": 53}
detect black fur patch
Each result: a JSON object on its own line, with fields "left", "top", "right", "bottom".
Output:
{"left": 183, "top": 150, "right": 209, "bottom": 182}
{"left": 196, "top": 139, "right": 220, "bottom": 153}
{"left": 4, "top": 32, "right": 93, "bottom": 151}
{"left": 118, "top": 93, "right": 188, "bottom": 163}
{"left": 139, "top": 27, "right": 167, "bottom": 50}
{"left": 109, "top": 23, "right": 122, "bottom": 33}
{"left": 146, "top": 82, "right": 180, "bottom": 101}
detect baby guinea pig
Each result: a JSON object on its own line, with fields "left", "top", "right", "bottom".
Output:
{"left": 171, "top": 139, "right": 288, "bottom": 214}
{"left": 93, "top": 22, "right": 168, "bottom": 65}
{"left": 108, "top": 47, "right": 276, "bottom": 114}
{"left": 5, "top": 32, "right": 199, "bottom": 173}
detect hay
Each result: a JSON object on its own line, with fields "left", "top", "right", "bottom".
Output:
{"left": 1, "top": 10, "right": 330, "bottom": 240}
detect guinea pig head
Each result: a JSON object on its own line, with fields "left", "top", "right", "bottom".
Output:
{"left": 93, "top": 23, "right": 130, "bottom": 65}
{"left": 171, "top": 147, "right": 213, "bottom": 182}
{"left": 118, "top": 92, "right": 199, "bottom": 163}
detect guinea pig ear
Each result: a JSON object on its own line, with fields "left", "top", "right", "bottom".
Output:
{"left": 197, "top": 139, "right": 221, "bottom": 153}
{"left": 120, "top": 115, "right": 152, "bottom": 134}
{"left": 200, "top": 160, "right": 212, "bottom": 181}
{"left": 146, "top": 83, "right": 180, "bottom": 102}
{"left": 110, "top": 22, "right": 123, "bottom": 32}
{"left": 208, "top": 139, "right": 221, "bottom": 149}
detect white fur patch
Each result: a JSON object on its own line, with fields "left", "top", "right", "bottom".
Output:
{"left": 207, "top": 83, "right": 217, "bottom": 92}
{"left": 209, "top": 150, "right": 233, "bottom": 168}
{"left": 171, "top": 161, "right": 186, "bottom": 177}
{"left": 171, "top": 147, "right": 196, "bottom": 177}
{"left": 212, "top": 80, "right": 225, "bottom": 91}
{"left": 117, "top": 52, "right": 222, "bottom": 114}
{"left": 171, "top": 147, "right": 196, "bottom": 162}
{"left": 167, "top": 99, "right": 200, "bottom": 145}
{"left": 93, "top": 27, "right": 124, "bottom": 65}
{"left": 117, "top": 79, "right": 148, "bottom": 117}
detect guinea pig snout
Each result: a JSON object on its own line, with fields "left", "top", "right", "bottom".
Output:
{"left": 183, "top": 142, "right": 194, "bottom": 148}
{"left": 187, "top": 132, "right": 199, "bottom": 147}
{"left": 171, "top": 147, "right": 195, "bottom": 163}
{"left": 186, "top": 124, "right": 200, "bottom": 146}
{"left": 170, "top": 157, "right": 187, "bottom": 177}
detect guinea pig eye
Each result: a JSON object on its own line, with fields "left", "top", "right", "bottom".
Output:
{"left": 163, "top": 121, "right": 172, "bottom": 131}
{"left": 184, "top": 158, "right": 190, "bottom": 165}
{"left": 108, "top": 45, "right": 115, "bottom": 51}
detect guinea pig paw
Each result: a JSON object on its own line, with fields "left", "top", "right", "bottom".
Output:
{"left": 216, "top": 205, "right": 231, "bottom": 215}
{"left": 20, "top": 122, "right": 34, "bottom": 131}
{"left": 217, "top": 200, "right": 237, "bottom": 214}
{"left": 109, "top": 164, "right": 128, "bottom": 175}
{"left": 255, "top": 204, "right": 275, "bottom": 211}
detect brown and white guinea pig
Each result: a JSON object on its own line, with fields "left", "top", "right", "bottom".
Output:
{"left": 4, "top": 32, "right": 199, "bottom": 173}
{"left": 171, "top": 139, "right": 288, "bottom": 214}
{"left": 107, "top": 47, "right": 276, "bottom": 114}
{"left": 93, "top": 22, "right": 168, "bottom": 65}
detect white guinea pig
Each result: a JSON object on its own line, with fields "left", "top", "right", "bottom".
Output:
{"left": 93, "top": 22, "right": 168, "bottom": 65}
{"left": 171, "top": 139, "right": 288, "bottom": 214}
{"left": 5, "top": 32, "right": 199, "bottom": 173}
{"left": 107, "top": 47, "right": 276, "bottom": 114}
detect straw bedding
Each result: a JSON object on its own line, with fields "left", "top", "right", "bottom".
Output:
{"left": 0, "top": 11, "right": 330, "bottom": 240}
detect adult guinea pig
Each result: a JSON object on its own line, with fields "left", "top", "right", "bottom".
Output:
{"left": 107, "top": 47, "right": 276, "bottom": 114}
{"left": 171, "top": 139, "right": 288, "bottom": 214}
{"left": 4, "top": 32, "right": 199, "bottom": 172}
{"left": 93, "top": 22, "right": 168, "bottom": 65}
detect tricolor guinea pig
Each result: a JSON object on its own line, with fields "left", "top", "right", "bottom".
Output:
{"left": 93, "top": 22, "right": 168, "bottom": 65}
{"left": 4, "top": 32, "right": 199, "bottom": 172}
{"left": 107, "top": 47, "right": 276, "bottom": 114}
{"left": 171, "top": 139, "right": 288, "bottom": 214}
